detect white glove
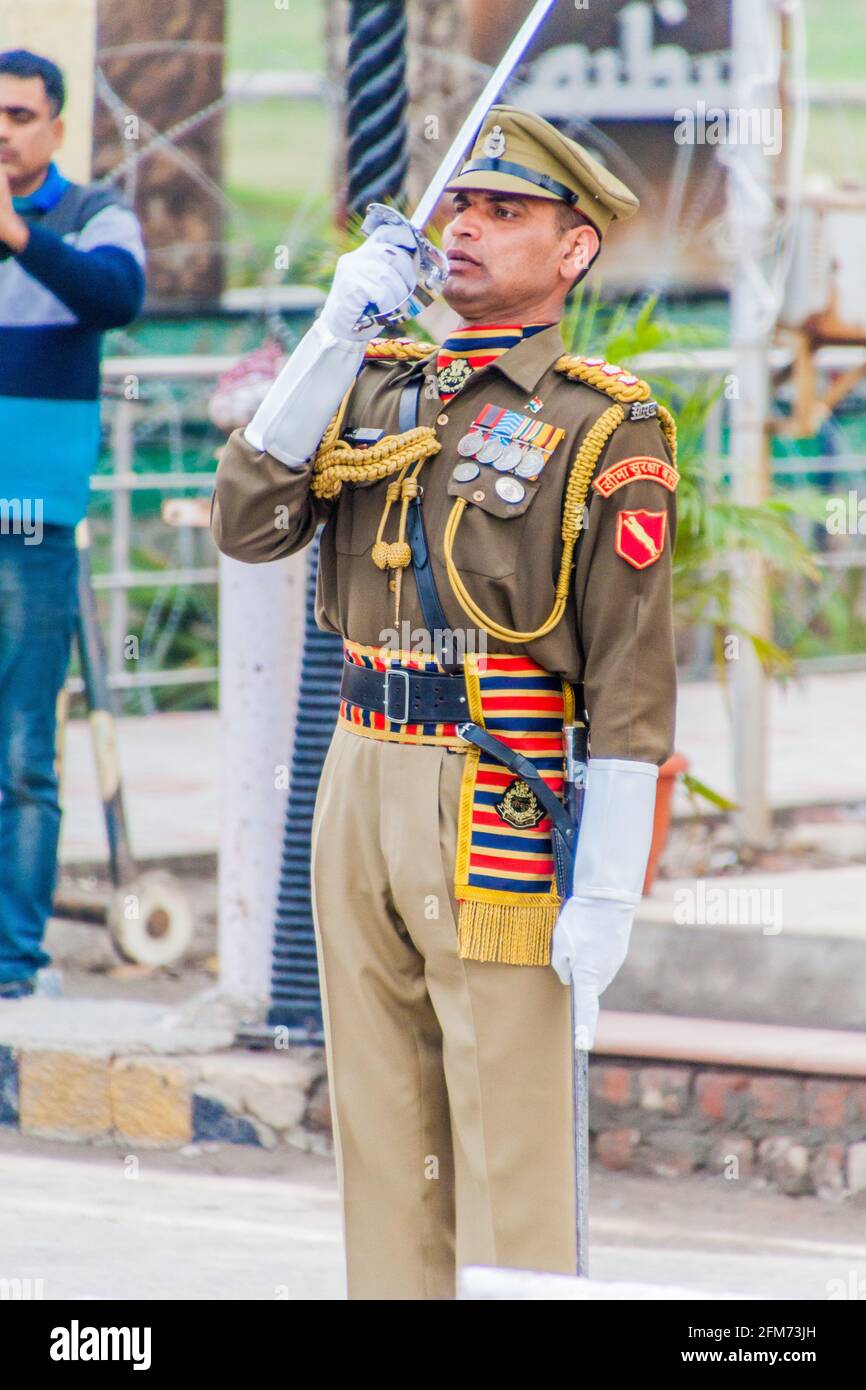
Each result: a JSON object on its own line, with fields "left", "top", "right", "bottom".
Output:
{"left": 243, "top": 224, "right": 421, "bottom": 468}
{"left": 320, "top": 222, "right": 420, "bottom": 343}
{"left": 551, "top": 895, "right": 634, "bottom": 1049}
{"left": 550, "top": 757, "right": 659, "bottom": 1049}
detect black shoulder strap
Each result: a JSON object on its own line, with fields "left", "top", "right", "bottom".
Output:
{"left": 399, "top": 375, "right": 456, "bottom": 665}
{"left": 398, "top": 374, "right": 422, "bottom": 433}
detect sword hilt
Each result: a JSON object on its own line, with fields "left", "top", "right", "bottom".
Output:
{"left": 353, "top": 204, "right": 451, "bottom": 332}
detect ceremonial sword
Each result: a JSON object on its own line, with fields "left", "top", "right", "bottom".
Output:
{"left": 563, "top": 722, "right": 590, "bottom": 1278}
{"left": 353, "top": 0, "right": 560, "bottom": 331}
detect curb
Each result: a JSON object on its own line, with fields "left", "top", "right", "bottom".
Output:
{"left": 0, "top": 1043, "right": 332, "bottom": 1153}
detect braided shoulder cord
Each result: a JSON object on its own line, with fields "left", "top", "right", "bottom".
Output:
{"left": 657, "top": 402, "right": 678, "bottom": 466}
{"left": 309, "top": 340, "right": 440, "bottom": 499}
{"left": 442, "top": 403, "right": 625, "bottom": 644}
{"left": 556, "top": 352, "right": 679, "bottom": 466}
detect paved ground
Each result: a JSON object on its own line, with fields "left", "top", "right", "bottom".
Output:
{"left": 1, "top": 1129, "right": 863, "bottom": 1300}
{"left": 637, "top": 864, "right": 866, "bottom": 939}
{"left": 58, "top": 670, "right": 866, "bottom": 864}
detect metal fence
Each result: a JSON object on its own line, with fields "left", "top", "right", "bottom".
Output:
{"left": 86, "top": 343, "right": 866, "bottom": 697}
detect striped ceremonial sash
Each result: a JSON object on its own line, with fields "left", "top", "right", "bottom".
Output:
{"left": 339, "top": 641, "right": 574, "bottom": 966}
{"left": 454, "top": 653, "right": 574, "bottom": 966}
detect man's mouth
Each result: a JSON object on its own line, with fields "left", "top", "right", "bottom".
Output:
{"left": 446, "top": 249, "right": 481, "bottom": 272}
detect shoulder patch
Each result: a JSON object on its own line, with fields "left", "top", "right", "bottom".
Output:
{"left": 615, "top": 509, "right": 667, "bottom": 570}
{"left": 364, "top": 337, "right": 437, "bottom": 363}
{"left": 593, "top": 455, "right": 680, "bottom": 497}
{"left": 630, "top": 399, "right": 658, "bottom": 420}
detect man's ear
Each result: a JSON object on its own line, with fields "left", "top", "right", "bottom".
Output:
{"left": 562, "top": 224, "right": 599, "bottom": 284}
{"left": 51, "top": 115, "right": 65, "bottom": 150}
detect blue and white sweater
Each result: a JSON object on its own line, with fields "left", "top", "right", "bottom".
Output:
{"left": 0, "top": 162, "right": 146, "bottom": 527}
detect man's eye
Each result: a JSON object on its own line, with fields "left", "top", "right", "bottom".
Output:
{"left": 495, "top": 206, "right": 517, "bottom": 218}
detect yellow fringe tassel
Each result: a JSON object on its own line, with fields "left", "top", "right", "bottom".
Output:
{"left": 457, "top": 898, "right": 562, "bottom": 966}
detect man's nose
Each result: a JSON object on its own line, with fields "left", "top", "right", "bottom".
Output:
{"left": 448, "top": 208, "right": 482, "bottom": 239}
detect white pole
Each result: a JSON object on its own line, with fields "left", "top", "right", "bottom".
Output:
{"left": 727, "top": 0, "right": 782, "bottom": 846}
{"left": 217, "top": 551, "right": 308, "bottom": 1008}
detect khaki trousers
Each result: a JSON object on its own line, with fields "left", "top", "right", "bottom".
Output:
{"left": 310, "top": 723, "right": 577, "bottom": 1300}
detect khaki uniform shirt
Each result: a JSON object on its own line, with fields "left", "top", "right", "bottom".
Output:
{"left": 210, "top": 322, "right": 677, "bottom": 764}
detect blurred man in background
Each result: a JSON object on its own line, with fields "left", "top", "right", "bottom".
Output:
{"left": 0, "top": 49, "right": 146, "bottom": 998}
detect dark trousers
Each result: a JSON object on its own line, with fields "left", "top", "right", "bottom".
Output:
{"left": 0, "top": 524, "right": 78, "bottom": 984}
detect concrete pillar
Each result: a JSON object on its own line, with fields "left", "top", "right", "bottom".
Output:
{"left": 217, "top": 551, "right": 308, "bottom": 1009}
{"left": 727, "top": 0, "right": 780, "bottom": 847}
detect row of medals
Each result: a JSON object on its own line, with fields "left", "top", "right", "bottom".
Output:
{"left": 452, "top": 427, "right": 546, "bottom": 506}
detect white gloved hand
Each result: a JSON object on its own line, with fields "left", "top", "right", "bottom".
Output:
{"left": 320, "top": 222, "right": 421, "bottom": 343}
{"left": 549, "top": 757, "right": 659, "bottom": 1050}
{"left": 550, "top": 895, "right": 635, "bottom": 1050}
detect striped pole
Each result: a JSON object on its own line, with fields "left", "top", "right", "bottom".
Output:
{"left": 267, "top": 2, "right": 411, "bottom": 1037}
{"left": 346, "top": 0, "right": 409, "bottom": 216}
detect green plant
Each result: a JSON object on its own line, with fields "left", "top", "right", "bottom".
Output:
{"left": 562, "top": 288, "right": 820, "bottom": 681}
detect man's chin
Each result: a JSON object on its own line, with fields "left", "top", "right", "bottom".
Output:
{"left": 443, "top": 284, "right": 491, "bottom": 318}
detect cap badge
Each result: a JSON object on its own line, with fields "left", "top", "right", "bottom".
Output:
{"left": 483, "top": 124, "right": 507, "bottom": 158}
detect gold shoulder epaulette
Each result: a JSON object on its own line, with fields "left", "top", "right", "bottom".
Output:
{"left": 555, "top": 352, "right": 677, "bottom": 464}
{"left": 554, "top": 353, "right": 652, "bottom": 405}
{"left": 364, "top": 337, "right": 437, "bottom": 362}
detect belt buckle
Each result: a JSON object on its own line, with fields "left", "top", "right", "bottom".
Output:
{"left": 384, "top": 667, "right": 411, "bottom": 725}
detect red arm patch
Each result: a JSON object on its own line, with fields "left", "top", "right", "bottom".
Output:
{"left": 615, "top": 509, "right": 667, "bottom": 569}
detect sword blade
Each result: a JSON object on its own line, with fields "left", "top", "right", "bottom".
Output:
{"left": 410, "top": 0, "right": 560, "bottom": 232}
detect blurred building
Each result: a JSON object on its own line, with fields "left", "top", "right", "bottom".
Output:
{"left": 469, "top": 0, "right": 733, "bottom": 292}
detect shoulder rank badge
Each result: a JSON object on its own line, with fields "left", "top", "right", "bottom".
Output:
{"left": 593, "top": 455, "right": 680, "bottom": 497}
{"left": 615, "top": 509, "right": 667, "bottom": 570}
{"left": 496, "top": 778, "right": 545, "bottom": 829}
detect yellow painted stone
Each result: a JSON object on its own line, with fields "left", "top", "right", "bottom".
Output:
{"left": 111, "top": 1058, "right": 192, "bottom": 1146}
{"left": 20, "top": 1050, "right": 111, "bottom": 1139}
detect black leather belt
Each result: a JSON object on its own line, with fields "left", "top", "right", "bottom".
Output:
{"left": 340, "top": 660, "right": 469, "bottom": 725}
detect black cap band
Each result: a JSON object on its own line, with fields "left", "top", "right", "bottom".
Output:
{"left": 456, "top": 158, "right": 581, "bottom": 207}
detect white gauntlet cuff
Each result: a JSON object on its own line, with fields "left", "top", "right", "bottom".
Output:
{"left": 244, "top": 317, "right": 365, "bottom": 469}
{"left": 570, "top": 757, "right": 659, "bottom": 905}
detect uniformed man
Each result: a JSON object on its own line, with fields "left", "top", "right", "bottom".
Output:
{"left": 210, "top": 105, "right": 678, "bottom": 1301}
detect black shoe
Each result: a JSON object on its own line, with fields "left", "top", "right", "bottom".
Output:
{"left": 0, "top": 977, "right": 36, "bottom": 999}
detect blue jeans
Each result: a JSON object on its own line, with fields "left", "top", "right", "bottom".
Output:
{"left": 0, "top": 525, "right": 78, "bottom": 984}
